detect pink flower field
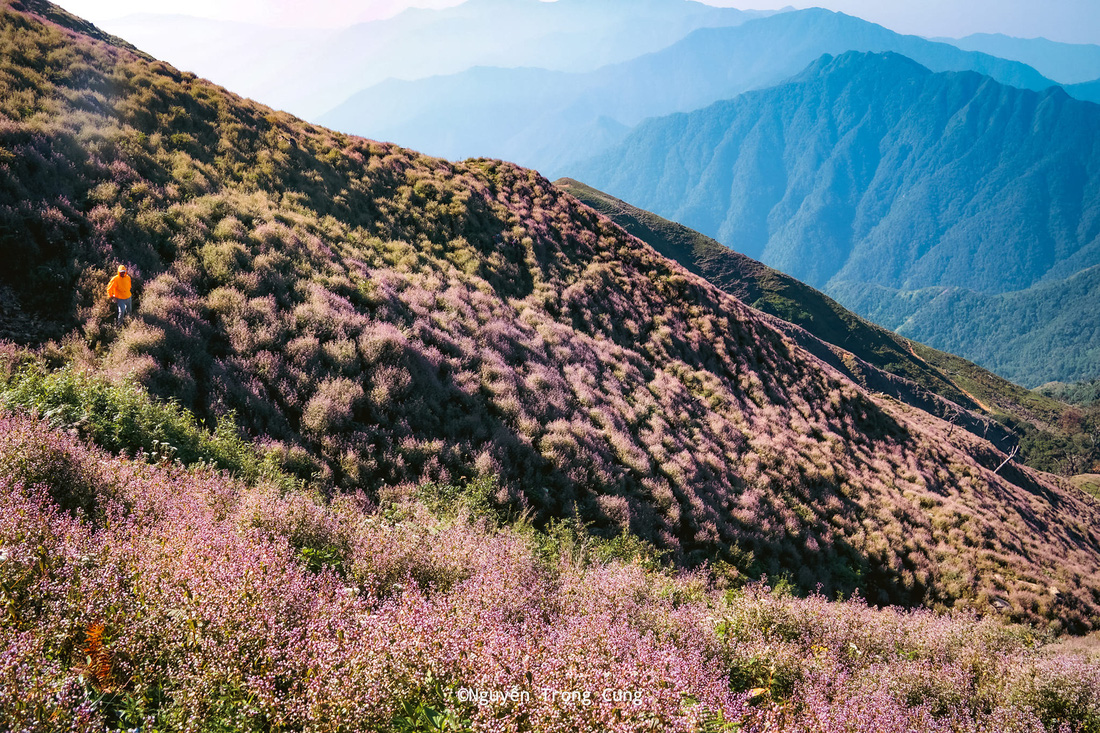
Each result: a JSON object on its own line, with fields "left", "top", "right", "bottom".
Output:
{"left": 2, "top": 409, "right": 1099, "bottom": 732}
{"left": 4, "top": 0, "right": 1100, "bottom": 630}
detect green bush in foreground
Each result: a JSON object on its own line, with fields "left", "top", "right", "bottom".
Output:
{"left": 0, "top": 351, "right": 293, "bottom": 489}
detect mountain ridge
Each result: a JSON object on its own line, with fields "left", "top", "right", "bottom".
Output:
{"left": 571, "top": 50, "right": 1100, "bottom": 384}
{"left": 940, "top": 32, "right": 1100, "bottom": 85}
{"left": 319, "top": 7, "right": 1066, "bottom": 176}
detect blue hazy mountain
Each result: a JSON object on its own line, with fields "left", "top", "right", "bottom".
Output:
{"left": 319, "top": 8, "right": 1062, "bottom": 176}
{"left": 939, "top": 33, "right": 1100, "bottom": 85}
{"left": 570, "top": 51, "right": 1100, "bottom": 385}
{"left": 1067, "top": 78, "right": 1100, "bottom": 104}
{"left": 103, "top": 0, "right": 759, "bottom": 119}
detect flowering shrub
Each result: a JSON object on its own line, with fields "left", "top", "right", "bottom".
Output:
{"left": 1, "top": 411, "right": 1099, "bottom": 732}
{"left": 0, "top": 411, "right": 743, "bottom": 730}
{"left": 0, "top": 357, "right": 290, "bottom": 487}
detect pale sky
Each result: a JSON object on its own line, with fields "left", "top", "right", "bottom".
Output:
{"left": 57, "top": 0, "right": 1100, "bottom": 44}
{"left": 61, "top": 0, "right": 473, "bottom": 27}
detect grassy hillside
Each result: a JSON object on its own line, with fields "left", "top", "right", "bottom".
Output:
{"left": 4, "top": 0, "right": 1100, "bottom": 633}
{"left": 554, "top": 178, "right": 1098, "bottom": 477}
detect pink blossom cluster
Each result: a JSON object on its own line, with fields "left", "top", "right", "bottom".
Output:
{"left": 3, "top": 411, "right": 1100, "bottom": 731}
{"left": 0, "top": 412, "right": 741, "bottom": 731}
{"left": 718, "top": 584, "right": 1098, "bottom": 732}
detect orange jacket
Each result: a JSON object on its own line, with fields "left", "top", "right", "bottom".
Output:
{"left": 107, "top": 273, "right": 131, "bottom": 299}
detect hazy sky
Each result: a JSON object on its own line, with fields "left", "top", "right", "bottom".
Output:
{"left": 58, "top": 0, "right": 1100, "bottom": 44}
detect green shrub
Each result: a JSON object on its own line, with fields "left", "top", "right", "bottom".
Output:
{"left": 0, "top": 359, "right": 294, "bottom": 489}
{"left": 391, "top": 676, "right": 472, "bottom": 733}
{"left": 523, "top": 511, "right": 666, "bottom": 571}
{"left": 415, "top": 474, "right": 502, "bottom": 524}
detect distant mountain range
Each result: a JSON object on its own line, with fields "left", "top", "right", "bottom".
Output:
{"left": 936, "top": 33, "right": 1100, "bottom": 103}
{"left": 320, "top": 8, "right": 1070, "bottom": 177}
{"left": 571, "top": 51, "right": 1100, "bottom": 385}
{"left": 99, "top": 0, "right": 761, "bottom": 119}
{"left": 1067, "top": 78, "right": 1100, "bottom": 104}
{"left": 939, "top": 33, "right": 1100, "bottom": 85}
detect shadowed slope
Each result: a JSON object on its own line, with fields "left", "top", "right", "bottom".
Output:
{"left": 3, "top": 1, "right": 1100, "bottom": 626}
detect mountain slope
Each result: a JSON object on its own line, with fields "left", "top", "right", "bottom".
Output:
{"left": 554, "top": 177, "right": 1069, "bottom": 429}
{"left": 319, "top": 8, "right": 1063, "bottom": 176}
{"left": 554, "top": 177, "right": 1098, "bottom": 474}
{"left": 575, "top": 51, "right": 1100, "bottom": 295}
{"left": 4, "top": 0, "right": 1100, "bottom": 626}
{"left": 572, "top": 51, "right": 1100, "bottom": 384}
{"left": 9, "top": 0, "right": 146, "bottom": 53}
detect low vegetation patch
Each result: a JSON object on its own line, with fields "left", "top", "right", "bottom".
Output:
{"left": 0, "top": 345, "right": 297, "bottom": 488}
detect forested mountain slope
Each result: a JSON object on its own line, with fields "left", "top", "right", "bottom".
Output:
{"left": 3, "top": 0, "right": 1100, "bottom": 627}
{"left": 573, "top": 51, "right": 1100, "bottom": 385}
{"left": 830, "top": 266, "right": 1100, "bottom": 386}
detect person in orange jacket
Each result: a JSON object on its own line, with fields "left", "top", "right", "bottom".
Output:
{"left": 106, "top": 265, "right": 132, "bottom": 324}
